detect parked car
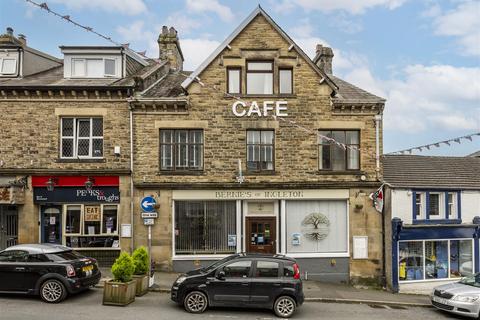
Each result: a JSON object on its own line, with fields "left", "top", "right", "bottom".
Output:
{"left": 0, "top": 243, "right": 101, "bottom": 303}
{"left": 171, "top": 253, "right": 304, "bottom": 318}
{"left": 431, "top": 273, "right": 480, "bottom": 318}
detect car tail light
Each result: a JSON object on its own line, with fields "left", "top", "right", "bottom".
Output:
{"left": 293, "top": 263, "right": 300, "bottom": 279}
{"left": 66, "top": 264, "right": 76, "bottom": 277}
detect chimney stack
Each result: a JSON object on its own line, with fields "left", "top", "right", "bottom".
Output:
{"left": 158, "top": 26, "right": 184, "bottom": 71}
{"left": 18, "top": 34, "right": 26, "bottom": 46}
{"left": 6, "top": 27, "right": 13, "bottom": 37}
{"left": 314, "top": 44, "right": 334, "bottom": 75}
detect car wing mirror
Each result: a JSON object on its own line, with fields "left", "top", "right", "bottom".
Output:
{"left": 217, "top": 271, "right": 226, "bottom": 280}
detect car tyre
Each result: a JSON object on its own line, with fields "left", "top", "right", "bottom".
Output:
{"left": 184, "top": 291, "right": 208, "bottom": 314}
{"left": 40, "top": 279, "right": 67, "bottom": 303}
{"left": 274, "top": 296, "right": 296, "bottom": 318}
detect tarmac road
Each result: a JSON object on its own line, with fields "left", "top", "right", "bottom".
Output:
{"left": 0, "top": 288, "right": 459, "bottom": 320}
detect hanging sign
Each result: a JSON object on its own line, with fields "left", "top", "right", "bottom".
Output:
{"left": 84, "top": 206, "right": 101, "bottom": 221}
{"left": 232, "top": 101, "right": 288, "bottom": 117}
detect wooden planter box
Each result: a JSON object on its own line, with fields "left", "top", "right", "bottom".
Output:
{"left": 132, "top": 274, "right": 149, "bottom": 296}
{"left": 103, "top": 280, "right": 136, "bottom": 306}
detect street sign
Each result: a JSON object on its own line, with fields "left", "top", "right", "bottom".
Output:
{"left": 141, "top": 212, "right": 158, "bottom": 219}
{"left": 143, "top": 218, "right": 154, "bottom": 225}
{"left": 141, "top": 196, "right": 156, "bottom": 212}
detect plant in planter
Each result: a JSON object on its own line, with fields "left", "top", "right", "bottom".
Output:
{"left": 132, "top": 246, "right": 150, "bottom": 296}
{"left": 103, "top": 252, "right": 136, "bottom": 306}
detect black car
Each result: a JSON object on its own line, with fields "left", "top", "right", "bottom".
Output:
{"left": 171, "top": 253, "right": 304, "bottom": 318}
{"left": 0, "top": 243, "right": 101, "bottom": 303}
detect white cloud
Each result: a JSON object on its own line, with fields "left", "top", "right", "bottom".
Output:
{"left": 186, "top": 0, "right": 234, "bottom": 22}
{"left": 49, "top": 0, "right": 147, "bottom": 15}
{"left": 165, "top": 12, "right": 201, "bottom": 35}
{"left": 116, "top": 21, "right": 158, "bottom": 56}
{"left": 273, "top": 0, "right": 408, "bottom": 15}
{"left": 431, "top": 1, "right": 480, "bottom": 56}
{"left": 181, "top": 38, "right": 220, "bottom": 71}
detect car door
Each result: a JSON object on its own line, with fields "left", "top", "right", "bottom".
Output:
{"left": 249, "top": 259, "right": 282, "bottom": 306}
{"left": 206, "top": 259, "right": 252, "bottom": 306}
{"left": 0, "top": 250, "right": 29, "bottom": 292}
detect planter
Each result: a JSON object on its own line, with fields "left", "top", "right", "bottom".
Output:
{"left": 132, "top": 274, "right": 149, "bottom": 296}
{"left": 102, "top": 280, "right": 136, "bottom": 306}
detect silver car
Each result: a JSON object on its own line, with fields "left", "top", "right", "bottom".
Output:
{"left": 431, "top": 274, "right": 480, "bottom": 318}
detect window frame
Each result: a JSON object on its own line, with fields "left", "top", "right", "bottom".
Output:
{"left": 70, "top": 57, "right": 117, "bottom": 78}
{"left": 63, "top": 204, "right": 119, "bottom": 238}
{"left": 253, "top": 259, "right": 281, "bottom": 278}
{"left": 219, "top": 259, "right": 253, "bottom": 278}
{"left": 226, "top": 67, "right": 242, "bottom": 94}
{"left": 448, "top": 192, "right": 457, "bottom": 219}
{"left": 246, "top": 129, "right": 275, "bottom": 172}
{"left": 318, "top": 130, "right": 360, "bottom": 171}
{"left": 412, "top": 190, "right": 461, "bottom": 223}
{"left": 0, "top": 57, "right": 17, "bottom": 75}
{"left": 159, "top": 129, "right": 204, "bottom": 172}
{"left": 278, "top": 67, "right": 293, "bottom": 95}
{"left": 246, "top": 60, "right": 274, "bottom": 95}
{"left": 60, "top": 117, "right": 104, "bottom": 159}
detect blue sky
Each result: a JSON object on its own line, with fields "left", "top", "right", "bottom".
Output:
{"left": 1, "top": 0, "right": 479, "bottom": 155}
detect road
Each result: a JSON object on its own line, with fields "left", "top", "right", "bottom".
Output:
{"left": 0, "top": 288, "right": 461, "bottom": 320}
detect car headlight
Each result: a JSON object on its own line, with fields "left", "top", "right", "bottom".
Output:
{"left": 176, "top": 276, "right": 187, "bottom": 284}
{"left": 454, "top": 295, "right": 479, "bottom": 303}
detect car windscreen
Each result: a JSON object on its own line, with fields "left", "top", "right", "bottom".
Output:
{"left": 459, "top": 273, "right": 480, "bottom": 287}
{"left": 201, "top": 255, "right": 238, "bottom": 273}
{"left": 45, "top": 250, "right": 85, "bottom": 261}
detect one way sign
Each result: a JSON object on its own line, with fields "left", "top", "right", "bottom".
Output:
{"left": 141, "top": 196, "right": 156, "bottom": 212}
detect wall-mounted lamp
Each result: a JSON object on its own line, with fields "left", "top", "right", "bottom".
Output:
{"left": 85, "top": 177, "right": 95, "bottom": 191}
{"left": 46, "top": 177, "right": 58, "bottom": 192}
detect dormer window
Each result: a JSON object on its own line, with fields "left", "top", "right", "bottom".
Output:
{"left": 0, "top": 57, "right": 17, "bottom": 75}
{"left": 71, "top": 58, "right": 117, "bottom": 78}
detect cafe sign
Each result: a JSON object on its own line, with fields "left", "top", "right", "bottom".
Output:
{"left": 232, "top": 101, "right": 288, "bottom": 117}
{"left": 84, "top": 206, "right": 101, "bottom": 221}
{"left": 33, "top": 186, "right": 120, "bottom": 203}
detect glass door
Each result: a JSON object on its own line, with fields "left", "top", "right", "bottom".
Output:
{"left": 41, "top": 206, "right": 62, "bottom": 244}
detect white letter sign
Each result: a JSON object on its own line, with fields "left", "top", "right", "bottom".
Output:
{"left": 231, "top": 100, "right": 288, "bottom": 118}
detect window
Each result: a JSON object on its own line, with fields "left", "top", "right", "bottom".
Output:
{"left": 0, "top": 250, "right": 28, "bottom": 262}
{"left": 222, "top": 260, "right": 252, "bottom": 278}
{"left": 0, "top": 58, "right": 17, "bottom": 74}
{"left": 160, "top": 130, "right": 203, "bottom": 171}
{"left": 227, "top": 67, "right": 241, "bottom": 94}
{"left": 174, "top": 201, "right": 237, "bottom": 255}
{"left": 86, "top": 59, "right": 103, "bottom": 78}
{"left": 415, "top": 193, "right": 424, "bottom": 218}
{"left": 246, "top": 61, "right": 273, "bottom": 94}
{"left": 279, "top": 68, "right": 292, "bottom": 94}
{"left": 27, "top": 254, "right": 50, "bottom": 262}
{"left": 255, "top": 261, "right": 279, "bottom": 277}
{"left": 318, "top": 130, "right": 360, "bottom": 170}
{"left": 72, "top": 59, "right": 85, "bottom": 77}
{"left": 71, "top": 58, "right": 117, "bottom": 78}
{"left": 60, "top": 117, "right": 103, "bottom": 158}
{"left": 399, "top": 239, "right": 473, "bottom": 282}
{"left": 102, "top": 205, "right": 118, "bottom": 234}
{"left": 448, "top": 193, "right": 457, "bottom": 218}
{"left": 428, "top": 193, "right": 441, "bottom": 217}
{"left": 247, "top": 130, "right": 274, "bottom": 171}
{"left": 65, "top": 205, "right": 81, "bottom": 234}
{"left": 104, "top": 59, "right": 116, "bottom": 77}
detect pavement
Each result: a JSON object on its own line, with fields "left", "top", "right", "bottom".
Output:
{"left": 98, "top": 268, "right": 431, "bottom": 308}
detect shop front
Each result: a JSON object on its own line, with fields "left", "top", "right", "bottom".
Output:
{"left": 32, "top": 176, "right": 122, "bottom": 265}
{"left": 0, "top": 176, "right": 26, "bottom": 250}
{"left": 170, "top": 189, "right": 350, "bottom": 282}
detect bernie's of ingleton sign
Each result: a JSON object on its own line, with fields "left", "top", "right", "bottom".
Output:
{"left": 232, "top": 101, "right": 288, "bottom": 117}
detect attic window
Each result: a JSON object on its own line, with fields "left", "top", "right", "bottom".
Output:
{"left": 0, "top": 58, "right": 16, "bottom": 75}
{"left": 71, "top": 58, "right": 117, "bottom": 78}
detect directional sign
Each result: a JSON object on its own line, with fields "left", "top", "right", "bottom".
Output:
{"left": 141, "top": 212, "right": 158, "bottom": 219}
{"left": 141, "top": 196, "right": 156, "bottom": 212}
{"left": 143, "top": 218, "right": 154, "bottom": 225}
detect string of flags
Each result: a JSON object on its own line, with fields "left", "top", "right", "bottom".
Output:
{"left": 386, "top": 132, "right": 480, "bottom": 155}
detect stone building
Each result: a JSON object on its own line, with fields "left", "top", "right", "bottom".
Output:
{"left": 130, "top": 7, "right": 386, "bottom": 283}
{"left": 0, "top": 27, "right": 165, "bottom": 264}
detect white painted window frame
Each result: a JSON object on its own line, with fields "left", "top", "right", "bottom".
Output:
{"left": 0, "top": 57, "right": 17, "bottom": 75}
{"left": 60, "top": 117, "right": 103, "bottom": 159}
{"left": 70, "top": 57, "right": 117, "bottom": 78}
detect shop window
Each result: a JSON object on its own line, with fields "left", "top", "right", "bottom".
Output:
{"left": 448, "top": 192, "right": 457, "bottom": 219}
{"left": 222, "top": 260, "right": 252, "bottom": 278}
{"left": 160, "top": 129, "right": 203, "bottom": 171}
{"left": 0, "top": 58, "right": 16, "bottom": 75}
{"left": 227, "top": 67, "right": 241, "bottom": 94}
{"left": 102, "top": 205, "right": 118, "bottom": 234}
{"left": 65, "top": 205, "right": 81, "bottom": 234}
{"left": 450, "top": 240, "right": 473, "bottom": 278}
{"left": 425, "top": 241, "right": 448, "bottom": 279}
{"left": 279, "top": 68, "right": 293, "bottom": 94}
{"left": 285, "top": 200, "right": 348, "bottom": 254}
{"left": 399, "top": 241, "right": 424, "bottom": 281}
{"left": 60, "top": 117, "right": 103, "bottom": 158}
{"left": 247, "top": 130, "right": 274, "bottom": 171}
{"left": 255, "top": 261, "right": 279, "bottom": 277}
{"left": 246, "top": 61, "right": 273, "bottom": 94}
{"left": 174, "top": 201, "right": 236, "bottom": 255}
{"left": 318, "top": 130, "right": 360, "bottom": 171}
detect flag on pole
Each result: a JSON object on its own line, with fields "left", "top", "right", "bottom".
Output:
{"left": 369, "top": 185, "right": 384, "bottom": 213}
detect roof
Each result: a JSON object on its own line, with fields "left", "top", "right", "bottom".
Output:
{"left": 469, "top": 151, "right": 480, "bottom": 157}
{"left": 142, "top": 71, "right": 191, "bottom": 98}
{"left": 383, "top": 155, "right": 480, "bottom": 190}
{"left": 331, "top": 75, "right": 385, "bottom": 104}
{"left": 60, "top": 45, "right": 148, "bottom": 67}
{"left": 181, "top": 6, "right": 338, "bottom": 93}
{"left": 4, "top": 243, "right": 72, "bottom": 254}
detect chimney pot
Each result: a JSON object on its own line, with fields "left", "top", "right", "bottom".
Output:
{"left": 162, "top": 26, "right": 168, "bottom": 35}
{"left": 169, "top": 27, "right": 177, "bottom": 36}
{"left": 6, "top": 27, "right": 13, "bottom": 36}
{"left": 18, "top": 34, "right": 26, "bottom": 45}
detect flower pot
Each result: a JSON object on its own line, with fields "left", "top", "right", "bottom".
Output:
{"left": 102, "top": 280, "right": 136, "bottom": 306}
{"left": 132, "top": 274, "right": 149, "bottom": 296}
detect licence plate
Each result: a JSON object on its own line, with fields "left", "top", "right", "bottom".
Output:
{"left": 432, "top": 296, "right": 449, "bottom": 305}
{"left": 82, "top": 265, "right": 94, "bottom": 272}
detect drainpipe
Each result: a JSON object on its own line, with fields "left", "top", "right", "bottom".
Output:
{"left": 129, "top": 103, "right": 134, "bottom": 252}
{"left": 374, "top": 114, "right": 382, "bottom": 181}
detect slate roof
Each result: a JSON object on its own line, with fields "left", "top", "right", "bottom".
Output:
{"left": 142, "top": 71, "right": 191, "bottom": 97}
{"left": 331, "top": 76, "right": 385, "bottom": 104}
{"left": 469, "top": 151, "right": 480, "bottom": 157}
{"left": 383, "top": 155, "right": 480, "bottom": 190}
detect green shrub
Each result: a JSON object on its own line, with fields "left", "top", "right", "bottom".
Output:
{"left": 111, "top": 252, "right": 135, "bottom": 283}
{"left": 132, "top": 246, "right": 149, "bottom": 275}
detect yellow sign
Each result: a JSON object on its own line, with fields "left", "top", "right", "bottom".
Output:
{"left": 84, "top": 206, "right": 101, "bottom": 221}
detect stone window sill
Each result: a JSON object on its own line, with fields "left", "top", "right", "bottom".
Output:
{"left": 56, "top": 158, "right": 106, "bottom": 163}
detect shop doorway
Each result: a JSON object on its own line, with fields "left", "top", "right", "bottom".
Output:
{"left": 246, "top": 216, "right": 276, "bottom": 254}
{"left": 41, "top": 205, "right": 62, "bottom": 244}
{"left": 0, "top": 205, "right": 18, "bottom": 250}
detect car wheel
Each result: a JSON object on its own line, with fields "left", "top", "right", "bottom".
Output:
{"left": 40, "top": 279, "right": 67, "bottom": 303}
{"left": 183, "top": 291, "right": 208, "bottom": 314}
{"left": 274, "top": 296, "right": 296, "bottom": 318}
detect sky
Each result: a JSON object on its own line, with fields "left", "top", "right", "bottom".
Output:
{"left": 1, "top": 0, "right": 479, "bottom": 156}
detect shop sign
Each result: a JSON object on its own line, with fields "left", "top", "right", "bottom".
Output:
{"left": 215, "top": 190, "right": 305, "bottom": 199}
{"left": 84, "top": 206, "right": 101, "bottom": 221}
{"left": 33, "top": 187, "right": 120, "bottom": 203}
{"left": 232, "top": 101, "right": 288, "bottom": 117}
